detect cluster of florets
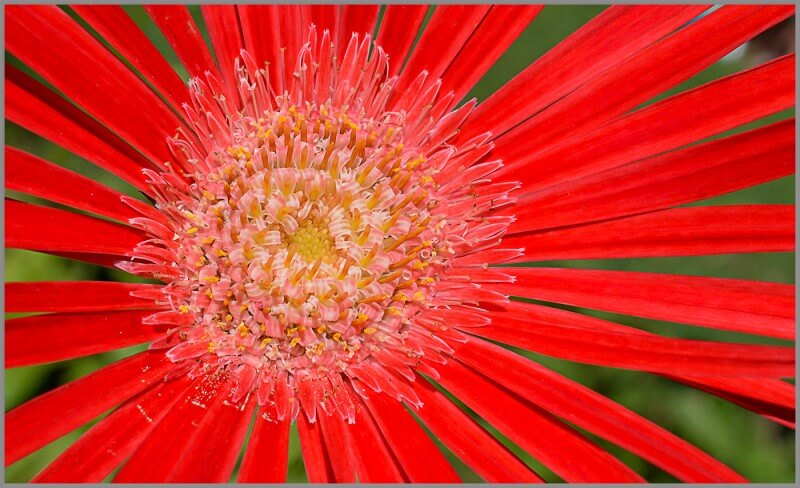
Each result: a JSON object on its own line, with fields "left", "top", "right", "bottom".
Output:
{"left": 125, "top": 31, "right": 518, "bottom": 421}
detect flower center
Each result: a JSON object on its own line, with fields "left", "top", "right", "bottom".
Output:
{"left": 166, "top": 97, "right": 449, "bottom": 377}
{"left": 129, "top": 30, "right": 519, "bottom": 421}
{"left": 290, "top": 219, "right": 335, "bottom": 262}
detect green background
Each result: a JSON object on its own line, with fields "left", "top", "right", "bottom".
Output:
{"left": 5, "top": 5, "right": 795, "bottom": 482}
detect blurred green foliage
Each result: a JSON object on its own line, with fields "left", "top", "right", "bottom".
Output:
{"left": 5, "top": 5, "right": 795, "bottom": 483}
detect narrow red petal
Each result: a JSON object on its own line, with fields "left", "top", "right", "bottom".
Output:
{"left": 5, "top": 200, "right": 145, "bottom": 256}
{"left": 5, "top": 281, "right": 161, "bottom": 314}
{"left": 169, "top": 387, "right": 255, "bottom": 482}
{"left": 5, "top": 350, "right": 176, "bottom": 465}
{"left": 6, "top": 147, "right": 140, "bottom": 224}
{"left": 236, "top": 5, "right": 306, "bottom": 88}
{"left": 440, "top": 5, "right": 544, "bottom": 103}
{"left": 492, "top": 268, "right": 795, "bottom": 340}
{"left": 360, "top": 383, "right": 461, "bottom": 482}
{"left": 297, "top": 413, "right": 334, "bottom": 483}
{"left": 494, "top": 5, "right": 794, "bottom": 159}
{"left": 5, "top": 65, "right": 153, "bottom": 193}
{"left": 411, "top": 377, "right": 543, "bottom": 482}
{"left": 307, "top": 5, "right": 339, "bottom": 41}
{"left": 273, "top": 6, "right": 306, "bottom": 73}
{"left": 347, "top": 395, "right": 407, "bottom": 482}
{"left": 32, "top": 376, "right": 192, "bottom": 482}
{"left": 458, "top": 5, "right": 710, "bottom": 143}
{"left": 71, "top": 5, "right": 189, "bottom": 113}
{"left": 503, "top": 119, "right": 795, "bottom": 231}
{"left": 468, "top": 300, "right": 796, "bottom": 424}
{"left": 201, "top": 5, "right": 245, "bottom": 98}
{"left": 338, "top": 5, "right": 380, "bottom": 59}
{"left": 499, "top": 53, "right": 795, "bottom": 193}
{"left": 376, "top": 6, "right": 429, "bottom": 77}
{"left": 5, "top": 5, "right": 180, "bottom": 165}
{"left": 113, "top": 375, "right": 226, "bottom": 482}
{"left": 505, "top": 205, "right": 795, "bottom": 261}
{"left": 237, "top": 406, "right": 291, "bottom": 482}
{"left": 6, "top": 310, "right": 163, "bottom": 368}
{"left": 454, "top": 338, "right": 746, "bottom": 482}
{"left": 470, "top": 306, "right": 794, "bottom": 377}
{"left": 318, "top": 414, "right": 357, "bottom": 482}
{"left": 237, "top": 6, "right": 278, "bottom": 80}
{"left": 393, "top": 5, "right": 490, "bottom": 98}
{"left": 144, "top": 5, "right": 221, "bottom": 81}
{"left": 679, "top": 376, "right": 795, "bottom": 426}
{"left": 436, "top": 360, "right": 644, "bottom": 482}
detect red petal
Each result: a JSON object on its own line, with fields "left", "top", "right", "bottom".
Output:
{"left": 169, "top": 389, "right": 255, "bottom": 482}
{"left": 6, "top": 310, "right": 163, "bottom": 368}
{"left": 201, "top": 5, "right": 245, "bottom": 98}
{"left": 5, "top": 350, "right": 176, "bottom": 465}
{"left": 500, "top": 53, "right": 795, "bottom": 193}
{"left": 237, "top": 6, "right": 308, "bottom": 89}
{"left": 479, "top": 300, "right": 794, "bottom": 377}
{"left": 318, "top": 414, "right": 357, "bottom": 482}
{"left": 505, "top": 205, "right": 795, "bottom": 261}
{"left": 493, "top": 268, "right": 795, "bottom": 340}
{"left": 436, "top": 359, "right": 644, "bottom": 482}
{"left": 5, "top": 65, "right": 153, "bottom": 193}
{"left": 237, "top": 6, "right": 279, "bottom": 81}
{"left": 5, "top": 281, "right": 162, "bottom": 314}
{"left": 297, "top": 412, "right": 334, "bottom": 483}
{"left": 360, "top": 384, "right": 461, "bottom": 482}
{"left": 503, "top": 119, "right": 795, "bottom": 231}
{"left": 71, "top": 5, "right": 189, "bottom": 113}
{"left": 453, "top": 337, "right": 746, "bottom": 482}
{"left": 494, "top": 5, "right": 794, "bottom": 161}
{"left": 144, "top": 5, "right": 221, "bottom": 81}
{"left": 440, "top": 5, "right": 544, "bottom": 103}
{"left": 113, "top": 375, "right": 227, "bottom": 482}
{"left": 307, "top": 5, "right": 339, "bottom": 41}
{"left": 5, "top": 200, "right": 145, "bottom": 256}
{"left": 5, "top": 147, "right": 139, "bottom": 224}
{"left": 472, "top": 301, "right": 796, "bottom": 424}
{"left": 237, "top": 406, "right": 291, "bottom": 482}
{"left": 347, "top": 395, "right": 407, "bottom": 482}
{"left": 32, "top": 376, "right": 192, "bottom": 482}
{"left": 5, "top": 5, "right": 179, "bottom": 165}
{"left": 375, "top": 6, "right": 429, "bottom": 77}
{"left": 393, "top": 5, "right": 490, "bottom": 98}
{"left": 679, "top": 376, "right": 795, "bottom": 426}
{"left": 338, "top": 5, "right": 380, "bottom": 59}
{"left": 411, "top": 377, "right": 543, "bottom": 482}
{"left": 458, "top": 5, "right": 709, "bottom": 143}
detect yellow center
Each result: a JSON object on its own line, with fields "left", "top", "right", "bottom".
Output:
{"left": 289, "top": 220, "right": 335, "bottom": 262}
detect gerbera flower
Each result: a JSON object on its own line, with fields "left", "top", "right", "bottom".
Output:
{"left": 4, "top": 3, "right": 796, "bottom": 483}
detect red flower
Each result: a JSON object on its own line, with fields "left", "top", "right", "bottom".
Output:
{"left": 4, "top": 4, "right": 796, "bottom": 483}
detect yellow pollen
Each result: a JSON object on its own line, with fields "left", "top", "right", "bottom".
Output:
{"left": 386, "top": 306, "right": 402, "bottom": 316}
{"left": 289, "top": 219, "right": 335, "bottom": 262}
